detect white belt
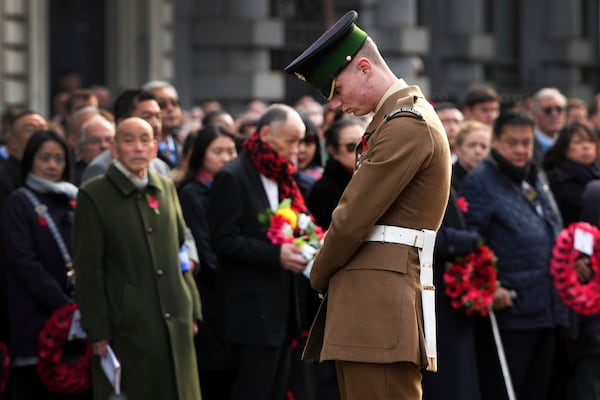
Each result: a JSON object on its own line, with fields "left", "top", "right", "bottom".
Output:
{"left": 366, "top": 225, "right": 438, "bottom": 372}
{"left": 366, "top": 225, "right": 424, "bottom": 248}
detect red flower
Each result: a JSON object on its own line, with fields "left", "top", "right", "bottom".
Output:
{"left": 39, "top": 216, "right": 48, "bottom": 227}
{"left": 69, "top": 200, "right": 76, "bottom": 209}
{"left": 267, "top": 215, "right": 294, "bottom": 244}
{"left": 147, "top": 195, "right": 160, "bottom": 215}
{"left": 361, "top": 135, "right": 369, "bottom": 152}
{"left": 456, "top": 197, "right": 468, "bottom": 213}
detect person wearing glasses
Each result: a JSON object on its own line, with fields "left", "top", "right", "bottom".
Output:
{"left": 143, "top": 80, "right": 184, "bottom": 168}
{"left": 530, "top": 87, "right": 567, "bottom": 167}
{"left": 285, "top": 10, "right": 451, "bottom": 399}
{"left": 306, "top": 118, "right": 362, "bottom": 229}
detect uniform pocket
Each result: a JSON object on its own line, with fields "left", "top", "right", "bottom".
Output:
{"left": 344, "top": 242, "right": 410, "bottom": 274}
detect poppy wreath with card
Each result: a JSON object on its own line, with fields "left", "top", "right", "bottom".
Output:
{"left": 550, "top": 222, "right": 600, "bottom": 315}
{"left": 37, "top": 303, "right": 91, "bottom": 394}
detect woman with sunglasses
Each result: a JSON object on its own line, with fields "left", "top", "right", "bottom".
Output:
{"left": 295, "top": 115, "right": 324, "bottom": 198}
{"left": 307, "top": 118, "right": 363, "bottom": 230}
{"left": 1, "top": 130, "right": 81, "bottom": 399}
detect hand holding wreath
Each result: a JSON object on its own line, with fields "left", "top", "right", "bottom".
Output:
{"left": 444, "top": 244, "right": 498, "bottom": 316}
{"left": 550, "top": 222, "right": 600, "bottom": 315}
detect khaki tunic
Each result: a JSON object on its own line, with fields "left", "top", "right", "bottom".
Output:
{"left": 73, "top": 164, "right": 202, "bottom": 400}
{"left": 305, "top": 85, "right": 451, "bottom": 368}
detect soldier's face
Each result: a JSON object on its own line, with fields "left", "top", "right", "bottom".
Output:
{"left": 328, "top": 60, "right": 374, "bottom": 117}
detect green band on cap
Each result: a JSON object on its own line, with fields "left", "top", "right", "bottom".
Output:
{"left": 307, "top": 25, "right": 367, "bottom": 93}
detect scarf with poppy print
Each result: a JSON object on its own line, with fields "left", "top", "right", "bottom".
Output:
{"left": 243, "top": 133, "right": 307, "bottom": 213}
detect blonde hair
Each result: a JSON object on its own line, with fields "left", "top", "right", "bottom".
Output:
{"left": 455, "top": 120, "right": 491, "bottom": 147}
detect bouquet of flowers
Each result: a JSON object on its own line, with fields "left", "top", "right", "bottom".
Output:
{"left": 258, "top": 198, "right": 325, "bottom": 261}
{"left": 443, "top": 244, "right": 498, "bottom": 317}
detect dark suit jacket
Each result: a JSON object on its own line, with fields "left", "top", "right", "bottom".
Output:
{"left": 208, "top": 152, "right": 294, "bottom": 347}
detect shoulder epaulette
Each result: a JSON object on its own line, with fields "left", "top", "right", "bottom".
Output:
{"left": 385, "top": 107, "right": 424, "bottom": 121}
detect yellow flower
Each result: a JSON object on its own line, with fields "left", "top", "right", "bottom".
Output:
{"left": 276, "top": 207, "right": 297, "bottom": 229}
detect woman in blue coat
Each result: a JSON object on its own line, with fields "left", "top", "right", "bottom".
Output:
{"left": 1, "top": 130, "right": 79, "bottom": 399}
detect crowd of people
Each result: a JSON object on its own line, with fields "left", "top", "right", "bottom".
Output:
{"left": 2, "top": 12, "right": 600, "bottom": 400}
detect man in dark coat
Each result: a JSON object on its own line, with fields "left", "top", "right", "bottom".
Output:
{"left": 73, "top": 117, "right": 202, "bottom": 400}
{"left": 208, "top": 104, "right": 308, "bottom": 400}
{"left": 460, "top": 110, "right": 567, "bottom": 400}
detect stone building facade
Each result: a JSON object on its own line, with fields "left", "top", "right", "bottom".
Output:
{"left": 1, "top": 0, "right": 600, "bottom": 117}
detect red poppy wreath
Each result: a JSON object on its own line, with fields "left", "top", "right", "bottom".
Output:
{"left": 550, "top": 222, "right": 600, "bottom": 315}
{"left": 37, "top": 303, "right": 91, "bottom": 394}
{"left": 444, "top": 244, "right": 497, "bottom": 317}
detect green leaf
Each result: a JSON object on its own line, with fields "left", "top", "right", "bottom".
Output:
{"left": 279, "top": 198, "right": 292, "bottom": 209}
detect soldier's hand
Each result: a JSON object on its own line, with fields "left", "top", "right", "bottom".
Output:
{"left": 280, "top": 243, "right": 308, "bottom": 273}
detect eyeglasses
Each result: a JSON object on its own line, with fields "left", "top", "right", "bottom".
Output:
{"left": 341, "top": 142, "right": 357, "bottom": 153}
{"left": 157, "top": 98, "right": 181, "bottom": 109}
{"left": 542, "top": 106, "right": 564, "bottom": 116}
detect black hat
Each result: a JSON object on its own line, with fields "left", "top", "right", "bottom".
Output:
{"left": 284, "top": 10, "right": 367, "bottom": 100}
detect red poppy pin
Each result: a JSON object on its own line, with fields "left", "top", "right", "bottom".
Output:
{"left": 456, "top": 197, "right": 468, "bottom": 213}
{"left": 38, "top": 216, "right": 48, "bottom": 227}
{"left": 69, "top": 200, "right": 76, "bottom": 209}
{"left": 147, "top": 195, "right": 160, "bottom": 215}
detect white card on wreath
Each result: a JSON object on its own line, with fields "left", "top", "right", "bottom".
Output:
{"left": 574, "top": 227, "right": 594, "bottom": 256}
{"left": 67, "top": 309, "right": 87, "bottom": 340}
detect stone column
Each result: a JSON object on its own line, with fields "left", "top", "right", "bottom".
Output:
{"left": 359, "top": 0, "right": 431, "bottom": 95}
{"left": 189, "top": 0, "right": 284, "bottom": 113}
{"left": 1, "top": 0, "right": 48, "bottom": 116}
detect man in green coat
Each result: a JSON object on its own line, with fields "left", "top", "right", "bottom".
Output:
{"left": 73, "top": 117, "right": 202, "bottom": 399}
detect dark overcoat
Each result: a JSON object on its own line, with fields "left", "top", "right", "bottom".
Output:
{"left": 1, "top": 188, "right": 73, "bottom": 357}
{"left": 73, "top": 164, "right": 202, "bottom": 400}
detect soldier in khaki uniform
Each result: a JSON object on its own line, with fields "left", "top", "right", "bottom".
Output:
{"left": 285, "top": 11, "right": 451, "bottom": 400}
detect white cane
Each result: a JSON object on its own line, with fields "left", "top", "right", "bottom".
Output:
{"left": 488, "top": 293, "right": 517, "bottom": 400}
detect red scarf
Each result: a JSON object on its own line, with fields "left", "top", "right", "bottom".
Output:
{"left": 243, "top": 133, "right": 307, "bottom": 213}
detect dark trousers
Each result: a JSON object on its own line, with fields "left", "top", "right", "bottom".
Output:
{"left": 477, "top": 325, "right": 556, "bottom": 400}
{"left": 230, "top": 342, "right": 292, "bottom": 400}
{"left": 305, "top": 360, "right": 339, "bottom": 400}
{"left": 569, "top": 355, "right": 600, "bottom": 400}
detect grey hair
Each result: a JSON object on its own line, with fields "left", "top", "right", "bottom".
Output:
{"left": 78, "top": 114, "right": 115, "bottom": 146}
{"left": 531, "top": 87, "right": 567, "bottom": 112}
{"left": 142, "top": 80, "right": 179, "bottom": 97}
